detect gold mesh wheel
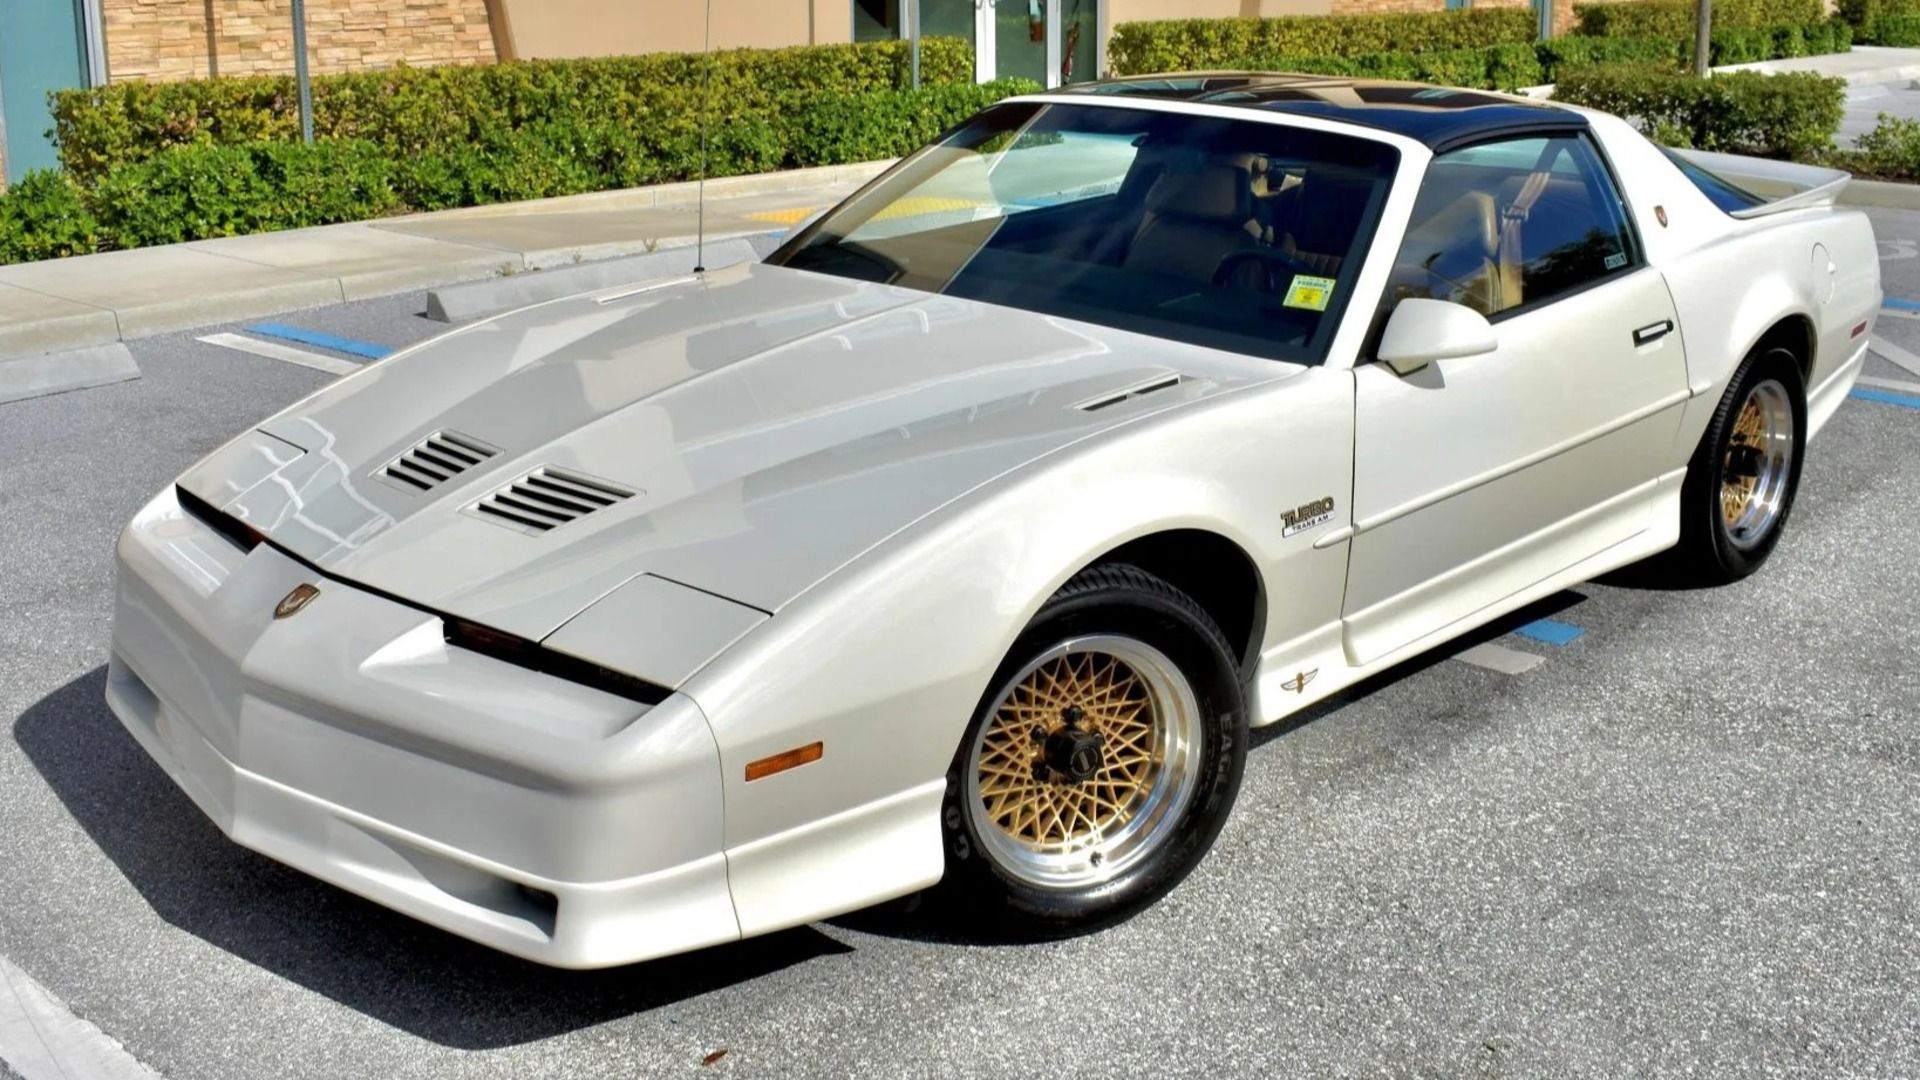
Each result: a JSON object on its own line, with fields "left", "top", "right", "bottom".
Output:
{"left": 964, "top": 635, "right": 1203, "bottom": 890}
{"left": 1719, "top": 378, "right": 1795, "bottom": 550}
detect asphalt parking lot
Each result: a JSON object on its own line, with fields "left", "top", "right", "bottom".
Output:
{"left": 3, "top": 207, "right": 1920, "bottom": 1080}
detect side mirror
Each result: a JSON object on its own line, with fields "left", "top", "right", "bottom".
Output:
{"left": 1376, "top": 298, "right": 1497, "bottom": 376}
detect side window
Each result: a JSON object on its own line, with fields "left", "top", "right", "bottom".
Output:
{"left": 1388, "top": 134, "right": 1640, "bottom": 319}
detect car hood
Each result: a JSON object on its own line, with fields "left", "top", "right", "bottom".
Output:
{"left": 180, "top": 261, "right": 1284, "bottom": 640}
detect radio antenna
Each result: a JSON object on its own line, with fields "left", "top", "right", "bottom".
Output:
{"left": 694, "top": 0, "right": 713, "bottom": 274}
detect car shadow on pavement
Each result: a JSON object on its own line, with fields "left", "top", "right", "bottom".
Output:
{"left": 12, "top": 666, "right": 854, "bottom": 1050}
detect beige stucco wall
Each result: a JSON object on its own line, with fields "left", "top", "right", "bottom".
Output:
{"left": 1110, "top": 0, "right": 1335, "bottom": 18}
{"left": 104, "top": 0, "right": 499, "bottom": 82}
{"left": 493, "top": 0, "right": 850, "bottom": 59}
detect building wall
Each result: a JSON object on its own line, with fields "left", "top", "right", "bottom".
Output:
{"left": 1111, "top": 0, "right": 1334, "bottom": 18}
{"left": 493, "top": 0, "right": 849, "bottom": 59}
{"left": 101, "top": 0, "right": 1628, "bottom": 87}
{"left": 103, "top": 0, "right": 499, "bottom": 82}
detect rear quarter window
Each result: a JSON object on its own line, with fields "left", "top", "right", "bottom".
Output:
{"left": 1660, "top": 147, "right": 1766, "bottom": 214}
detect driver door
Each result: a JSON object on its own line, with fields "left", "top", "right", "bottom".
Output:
{"left": 1341, "top": 133, "right": 1691, "bottom": 664}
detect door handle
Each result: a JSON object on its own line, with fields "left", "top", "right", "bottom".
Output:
{"left": 1633, "top": 320, "right": 1673, "bottom": 346}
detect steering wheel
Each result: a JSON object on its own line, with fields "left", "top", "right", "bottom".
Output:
{"left": 1209, "top": 248, "right": 1318, "bottom": 295}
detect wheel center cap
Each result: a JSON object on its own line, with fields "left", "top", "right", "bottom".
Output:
{"left": 1044, "top": 727, "right": 1105, "bottom": 783}
{"left": 1726, "top": 442, "right": 1764, "bottom": 479}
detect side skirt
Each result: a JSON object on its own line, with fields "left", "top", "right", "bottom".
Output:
{"left": 1250, "top": 466, "right": 1686, "bottom": 727}
{"left": 1807, "top": 339, "right": 1867, "bottom": 440}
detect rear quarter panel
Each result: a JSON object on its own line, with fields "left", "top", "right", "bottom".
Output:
{"left": 1590, "top": 110, "right": 1878, "bottom": 451}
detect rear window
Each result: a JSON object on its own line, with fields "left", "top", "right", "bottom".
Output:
{"left": 1660, "top": 147, "right": 1766, "bottom": 213}
{"left": 767, "top": 102, "right": 1400, "bottom": 366}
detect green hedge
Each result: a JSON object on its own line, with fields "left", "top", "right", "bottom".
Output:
{"left": 1574, "top": 0, "right": 1824, "bottom": 37}
{"left": 1107, "top": 8, "right": 1536, "bottom": 75}
{"left": 1, "top": 78, "right": 1032, "bottom": 262}
{"left": 0, "top": 172, "right": 99, "bottom": 263}
{"left": 1230, "top": 43, "right": 1545, "bottom": 91}
{"left": 1107, "top": 11, "right": 1842, "bottom": 82}
{"left": 1182, "top": 22, "right": 1842, "bottom": 88}
{"left": 1552, "top": 64, "right": 1845, "bottom": 158}
{"left": 90, "top": 140, "right": 400, "bottom": 248}
{"left": 51, "top": 38, "right": 974, "bottom": 184}
{"left": 1830, "top": 112, "right": 1920, "bottom": 178}
{"left": 1705, "top": 17, "right": 1853, "bottom": 61}
{"left": 1839, "top": 0, "right": 1920, "bottom": 42}
{"left": 1868, "top": 13, "right": 1920, "bottom": 42}
{"left": 790, "top": 80, "right": 1033, "bottom": 165}
{"left": 1537, "top": 34, "right": 1688, "bottom": 75}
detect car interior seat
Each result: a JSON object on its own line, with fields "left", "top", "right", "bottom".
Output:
{"left": 1274, "top": 172, "right": 1372, "bottom": 278}
{"left": 1390, "top": 190, "right": 1506, "bottom": 314}
{"left": 1121, "top": 153, "right": 1264, "bottom": 284}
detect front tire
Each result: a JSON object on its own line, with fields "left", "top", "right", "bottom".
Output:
{"left": 936, "top": 563, "right": 1247, "bottom": 937}
{"left": 1671, "top": 345, "right": 1807, "bottom": 584}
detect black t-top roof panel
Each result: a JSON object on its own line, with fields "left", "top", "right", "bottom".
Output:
{"left": 1056, "top": 73, "right": 1587, "bottom": 152}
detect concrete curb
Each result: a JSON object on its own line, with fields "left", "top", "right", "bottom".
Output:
{"left": 0, "top": 290, "right": 119, "bottom": 358}
{"left": 0, "top": 955, "right": 161, "bottom": 1080}
{"left": 1720, "top": 60, "right": 1920, "bottom": 85}
{"left": 425, "top": 234, "right": 780, "bottom": 323}
{"left": 0, "top": 342, "right": 138, "bottom": 407}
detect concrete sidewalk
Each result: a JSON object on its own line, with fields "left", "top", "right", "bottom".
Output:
{"left": 0, "top": 160, "right": 889, "bottom": 402}
{"left": 1723, "top": 44, "right": 1920, "bottom": 85}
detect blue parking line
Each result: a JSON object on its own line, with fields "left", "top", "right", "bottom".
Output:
{"left": 1512, "top": 618, "right": 1585, "bottom": 647}
{"left": 1884, "top": 297, "right": 1920, "bottom": 312}
{"left": 246, "top": 322, "right": 392, "bottom": 360}
{"left": 1852, "top": 386, "right": 1920, "bottom": 410}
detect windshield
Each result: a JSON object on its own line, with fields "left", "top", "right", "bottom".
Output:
{"left": 766, "top": 101, "right": 1401, "bottom": 365}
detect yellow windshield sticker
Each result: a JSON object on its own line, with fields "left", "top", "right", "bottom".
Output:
{"left": 1283, "top": 275, "right": 1336, "bottom": 312}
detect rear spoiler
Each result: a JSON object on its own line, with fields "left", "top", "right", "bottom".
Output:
{"left": 1668, "top": 147, "right": 1851, "bottom": 219}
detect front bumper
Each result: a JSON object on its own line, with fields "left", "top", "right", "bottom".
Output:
{"left": 105, "top": 487, "right": 740, "bottom": 968}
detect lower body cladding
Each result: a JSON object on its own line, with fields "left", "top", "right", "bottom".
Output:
{"left": 105, "top": 487, "right": 910, "bottom": 969}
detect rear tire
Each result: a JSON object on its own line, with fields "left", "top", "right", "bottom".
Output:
{"left": 935, "top": 563, "right": 1247, "bottom": 937}
{"left": 1670, "top": 344, "right": 1807, "bottom": 584}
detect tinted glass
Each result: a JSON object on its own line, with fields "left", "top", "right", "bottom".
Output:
{"left": 767, "top": 102, "right": 1401, "bottom": 365}
{"left": 1660, "top": 146, "right": 1767, "bottom": 213}
{"left": 1389, "top": 133, "right": 1639, "bottom": 318}
{"left": 852, "top": 0, "right": 898, "bottom": 41}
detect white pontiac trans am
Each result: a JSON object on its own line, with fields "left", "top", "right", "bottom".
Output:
{"left": 107, "top": 75, "right": 1879, "bottom": 968}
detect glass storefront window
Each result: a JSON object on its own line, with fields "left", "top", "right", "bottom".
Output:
{"left": 1060, "top": 0, "right": 1096, "bottom": 84}
{"left": 854, "top": 1, "right": 1101, "bottom": 87}
{"left": 853, "top": 0, "right": 900, "bottom": 41}
{"left": 921, "top": 0, "right": 976, "bottom": 45}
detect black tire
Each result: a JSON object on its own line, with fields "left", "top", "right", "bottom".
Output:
{"left": 1670, "top": 344, "right": 1807, "bottom": 584}
{"left": 935, "top": 562, "right": 1247, "bottom": 937}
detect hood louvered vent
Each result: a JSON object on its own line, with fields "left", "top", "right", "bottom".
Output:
{"left": 1076, "top": 374, "right": 1183, "bottom": 412}
{"left": 472, "top": 468, "right": 636, "bottom": 534}
{"left": 382, "top": 431, "right": 499, "bottom": 493}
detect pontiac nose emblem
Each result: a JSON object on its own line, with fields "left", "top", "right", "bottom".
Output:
{"left": 275, "top": 583, "right": 320, "bottom": 620}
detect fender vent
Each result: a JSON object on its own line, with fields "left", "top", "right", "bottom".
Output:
{"left": 472, "top": 468, "right": 636, "bottom": 534}
{"left": 382, "top": 431, "right": 499, "bottom": 493}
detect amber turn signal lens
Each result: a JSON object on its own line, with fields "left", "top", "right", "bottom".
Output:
{"left": 744, "top": 742, "right": 823, "bottom": 782}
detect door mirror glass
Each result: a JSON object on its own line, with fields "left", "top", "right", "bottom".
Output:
{"left": 1377, "top": 298, "right": 1497, "bottom": 376}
